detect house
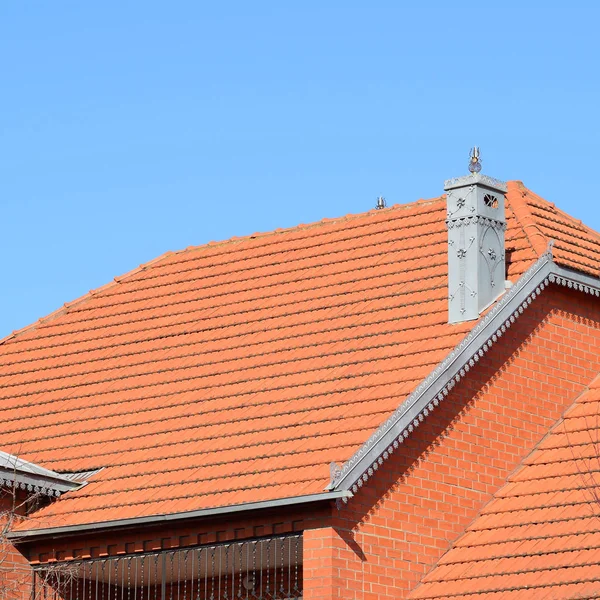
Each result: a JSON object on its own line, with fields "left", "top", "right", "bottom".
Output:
{"left": 2, "top": 160, "right": 600, "bottom": 599}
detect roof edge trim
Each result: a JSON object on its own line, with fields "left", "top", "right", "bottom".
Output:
{"left": 331, "top": 245, "right": 600, "bottom": 494}
{"left": 8, "top": 490, "right": 352, "bottom": 542}
{"left": 0, "top": 471, "right": 79, "bottom": 497}
{"left": 0, "top": 451, "right": 82, "bottom": 497}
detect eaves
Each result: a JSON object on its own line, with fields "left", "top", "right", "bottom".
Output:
{"left": 8, "top": 490, "right": 351, "bottom": 542}
{"left": 0, "top": 451, "right": 82, "bottom": 497}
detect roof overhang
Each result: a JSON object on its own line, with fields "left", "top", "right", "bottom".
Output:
{"left": 8, "top": 490, "right": 352, "bottom": 542}
{"left": 0, "top": 451, "right": 81, "bottom": 497}
{"left": 330, "top": 246, "right": 600, "bottom": 495}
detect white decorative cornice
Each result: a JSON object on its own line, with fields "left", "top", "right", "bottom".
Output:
{"left": 444, "top": 173, "right": 507, "bottom": 192}
{"left": 330, "top": 245, "right": 600, "bottom": 497}
{"left": 0, "top": 477, "right": 62, "bottom": 498}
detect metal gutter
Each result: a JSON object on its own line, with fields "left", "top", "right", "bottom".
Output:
{"left": 331, "top": 250, "right": 600, "bottom": 494}
{"left": 8, "top": 490, "right": 352, "bottom": 542}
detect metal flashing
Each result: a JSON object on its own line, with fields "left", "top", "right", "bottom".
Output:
{"left": 8, "top": 490, "right": 352, "bottom": 542}
{"left": 58, "top": 469, "right": 102, "bottom": 483}
{"left": 330, "top": 247, "right": 600, "bottom": 496}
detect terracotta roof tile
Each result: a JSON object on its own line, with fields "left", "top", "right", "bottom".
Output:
{"left": 4, "top": 183, "right": 600, "bottom": 531}
{"left": 509, "top": 181, "right": 600, "bottom": 277}
{"left": 409, "top": 374, "right": 600, "bottom": 599}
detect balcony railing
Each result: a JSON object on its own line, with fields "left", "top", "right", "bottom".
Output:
{"left": 33, "top": 534, "right": 302, "bottom": 600}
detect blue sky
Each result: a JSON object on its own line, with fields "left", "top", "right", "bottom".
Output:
{"left": 1, "top": 1, "right": 599, "bottom": 338}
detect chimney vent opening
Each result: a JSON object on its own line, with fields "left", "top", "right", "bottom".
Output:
{"left": 484, "top": 194, "right": 499, "bottom": 209}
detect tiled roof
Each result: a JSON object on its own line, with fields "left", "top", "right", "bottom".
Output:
{"left": 510, "top": 180, "right": 600, "bottom": 277}
{"left": 410, "top": 375, "right": 600, "bottom": 600}
{"left": 4, "top": 182, "right": 600, "bottom": 530}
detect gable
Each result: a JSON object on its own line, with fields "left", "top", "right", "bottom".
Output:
{"left": 330, "top": 252, "right": 600, "bottom": 497}
{"left": 0, "top": 451, "right": 79, "bottom": 497}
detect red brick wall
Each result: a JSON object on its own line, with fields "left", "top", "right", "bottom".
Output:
{"left": 303, "top": 286, "right": 600, "bottom": 599}
{"left": 0, "top": 493, "right": 34, "bottom": 600}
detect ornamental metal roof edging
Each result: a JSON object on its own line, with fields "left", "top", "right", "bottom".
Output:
{"left": 0, "top": 451, "right": 82, "bottom": 497}
{"left": 330, "top": 245, "right": 600, "bottom": 496}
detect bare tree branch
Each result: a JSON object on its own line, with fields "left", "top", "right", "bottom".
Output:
{"left": 0, "top": 466, "right": 78, "bottom": 600}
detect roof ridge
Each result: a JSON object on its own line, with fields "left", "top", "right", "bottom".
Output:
{"left": 181, "top": 196, "right": 443, "bottom": 250}
{"left": 0, "top": 196, "right": 444, "bottom": 348}
{"left": 525, "top": 185, "right": 600, "bottom": 243}
{"left": 507, "top": 181, "right": 549, "bottom": 257}
{"left": 156, "top": 197, "right": 444, "bottom": 272}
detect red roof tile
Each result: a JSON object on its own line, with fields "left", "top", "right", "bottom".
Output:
{"left": 509, "top": 180, "right": 600, "bottom": 276}
{"left": 4, "top": 183, "right": 600, "bottom": 531}
{"left": 409, "top": 374, "right": 600, "bottom": 600}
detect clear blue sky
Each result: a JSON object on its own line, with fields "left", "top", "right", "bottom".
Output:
{"left": 1, "top": 1, "right": 599, "bottom": 338}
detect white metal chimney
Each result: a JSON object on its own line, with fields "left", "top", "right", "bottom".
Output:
{"left": 445, "top": 149, "right": 507, "bottom": 324}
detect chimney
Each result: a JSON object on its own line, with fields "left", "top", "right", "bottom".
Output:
{"left": 445, "top": 149, "right": 507, "bottom": 324}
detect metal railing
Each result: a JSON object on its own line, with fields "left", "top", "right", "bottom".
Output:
{"left": 33, "top": 534, "right": 302, "bottom": 600}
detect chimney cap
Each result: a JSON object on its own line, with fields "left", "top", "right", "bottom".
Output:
{"left": 444, "top": 172, "right": 507, "bottom": 193}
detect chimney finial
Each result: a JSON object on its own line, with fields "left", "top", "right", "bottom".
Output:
{"left": 469, "top": 147, "right": 482, "bottom": 173}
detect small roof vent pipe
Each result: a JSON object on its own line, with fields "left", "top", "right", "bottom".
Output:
{"left": 445, "top": 149, "right": 507, "bottom": 324}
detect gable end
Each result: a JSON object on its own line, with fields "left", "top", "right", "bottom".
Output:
{"left": 331, "top": 243, "right": 600, "bottom": 497}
